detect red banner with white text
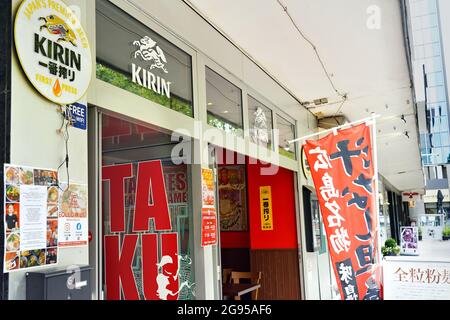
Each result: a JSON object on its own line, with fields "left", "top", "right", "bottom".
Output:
{"left": 303, "top": 123, "right": 382, "bottom": 300}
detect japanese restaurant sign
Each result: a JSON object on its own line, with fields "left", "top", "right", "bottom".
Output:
{"left": 201, "top": 168, "right": 217, "bottom": 247}
{"left": 4, "top": 164, "right": 59, "bottom": 273}
{"left": 201, "top": 207, "right": 217, "bottom": 247}
{"left": 102, "top": 160, "right": 186, "bottom": 300}
{"left": 14, "top": 0, "right": 92, "bottom": 105}
{"left": 58, "top": 183, "right": 88, "bottom": 247}
{"left": 201, "top": 168, "right": 215, "bottom": 207}
{"left": 259, "top": 186, "right": 273, "bottom": 231}
{"left": 303, "top": 123, "right": 381, "bottom": 300}
{"left": 384, "top": 257, "right": 450, "bottom": 300}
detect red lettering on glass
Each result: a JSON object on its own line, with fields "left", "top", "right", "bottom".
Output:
{"left": 102, "top": 164, "right": 133, "bottom": 233}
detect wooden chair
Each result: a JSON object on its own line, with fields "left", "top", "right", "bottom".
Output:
{"left": 230, "top": 271, "right": 262, "bottom": 300}
{"left": 222, "top": 268, "right": 233, "bottom": 284}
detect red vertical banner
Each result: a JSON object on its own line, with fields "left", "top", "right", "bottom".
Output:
{"left": 303, "top": 123, "right": 382, "bottom": 300}
{"left": 201, "top": 207, "right": 218, "bottom": 247}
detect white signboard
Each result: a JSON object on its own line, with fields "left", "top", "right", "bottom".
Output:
{"left": 58, "top": 183, "right": 88, "bottom": 247}
{"left": 384, "top": 257, "right": 450, "bottom": 300}
{"left": 4, "top": 164, "right": 59, "bottom": 273}
{"left": 400, "top": 227, "right": 419, "bottom": 256}
{"left": 14, "top": 0, "right": 92, "bottom": 104}
{"left": 20, "top": 185, "right": 47, "bottom": 250}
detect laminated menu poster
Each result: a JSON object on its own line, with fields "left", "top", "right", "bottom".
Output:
{"left": 201, "top": 168, "right": 215, "bottom": 207}
{"left": 3, "top": 164, "right": 59, "bottom": 273}
{"left": 58, "top": 183, "right": 88, "bottom": 247}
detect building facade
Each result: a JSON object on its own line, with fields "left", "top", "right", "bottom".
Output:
{"left": 406, "top": 0, "right": 450, "bottom": 228}
{"left": 0, "top": 0, "right": 424, "bottom": 300}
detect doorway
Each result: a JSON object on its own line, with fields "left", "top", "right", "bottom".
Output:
{"left": 98, "top": 112, "right": 196, "bottom": 300}
{"left": 212, "top": 147, "right": 302, "bottom": 300}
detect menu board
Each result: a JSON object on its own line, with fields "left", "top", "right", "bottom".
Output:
{"left": 58, "top": 183, "right": 88, "bottom": 247}
{"left": 201, "top": 168, "right": 215, "bottom": 207}
{"left": 201, "top": 207, "right": 217, "bottom": 247}
{"left": 4, "top": 164, "right": 59, "bottom": 273}
{"left": 201, "top": 168, "right": 217, "bottom": 247}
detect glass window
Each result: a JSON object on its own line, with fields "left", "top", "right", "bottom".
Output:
{"left": 277, "top": 115, "right": 296, "bottom": 159}
{"left": 102, "top": 114, "right": 196, "bottom": 300}
{"left": 206, "top": 67, "right": 243, "bottom": 135}
{"left": 427, "top": 86, "right": 446, "bottom": 103}
{"left": 96, "top": 0, "right": 194, "bottom": 117}
{"left": 415, "top": 45, "right": 425, "bottom": 59}
{"left": 427, "top": 72, "right": 444, "bottom": 86}
{"left": 248, "top": 95, "right": 273, "bottom": 148}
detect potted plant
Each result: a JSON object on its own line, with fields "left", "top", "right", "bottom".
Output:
{"left": 418, "top": 227, "right": 422, "bottom": 241}
{"left": 381, "top": 238, "right": 400, "bottom": 257}
{"left": 442, "top": 226, "right": 450, "bottom": 241}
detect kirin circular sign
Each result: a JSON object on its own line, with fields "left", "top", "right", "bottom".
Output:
{"left": 14, "top": 0, "right": 92, "bottom": 105}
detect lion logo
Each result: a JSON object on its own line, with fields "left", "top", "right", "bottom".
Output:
{"left": 133, "top": 36, "right": 168, "bottom": 73}
{"left": 39, "top": 15, "right": 77, "bottom": 47}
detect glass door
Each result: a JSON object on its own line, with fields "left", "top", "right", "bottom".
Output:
{"left": 100, "top": 113, "right": 196, "bottom": 300}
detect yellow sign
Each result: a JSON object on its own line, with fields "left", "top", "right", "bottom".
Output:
{"left": 260, "top": 186, "right": 273, "bottom": 231}
{"left": 14, "top": 0, "right": 92, "bottom": 104}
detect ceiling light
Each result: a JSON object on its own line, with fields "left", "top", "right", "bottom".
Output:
{"left": 207, "top": 102, "right": 213, "bottom": 106}
{"left": 223, "top": 110, "right": 229, "bottom": 114}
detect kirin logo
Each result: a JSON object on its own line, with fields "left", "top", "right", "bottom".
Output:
{"left": 39, "top": 15, "right": 77, "bottom": 47}
{"left": 133, "top": 36, "right": 168, "bottom": 73}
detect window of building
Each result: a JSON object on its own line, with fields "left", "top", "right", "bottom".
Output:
{"left": 96, "top": 0, "right": 194, "bottom": 117}
{"left": 277, "top": 115, "right": 296, "bottom": 159}
{"left": 248, "top": 95, "right": 273, "bottom": 149}
{"left": 206, "top": 67, "right": 243, "bottom": 136}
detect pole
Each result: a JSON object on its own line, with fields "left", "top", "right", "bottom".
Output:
{"left": 369, "top": 113, "right": 383, "bottom": 294}
{"left": 289, "top": 115, "right": 381, "bottom": 144}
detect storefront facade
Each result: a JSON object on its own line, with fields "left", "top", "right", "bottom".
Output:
{"left": 1, "top": 0, "right": 318, "bottom": 300}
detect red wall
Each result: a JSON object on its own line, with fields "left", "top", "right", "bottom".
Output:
{"left": 220, "top": 232, "right": 250, "bottom": 248}
{"left": 247, "top": 162, "right": 298, "bottom": 249}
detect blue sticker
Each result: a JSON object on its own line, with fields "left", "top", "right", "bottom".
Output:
{"left": 66, "top": 103, "right": 87, "bottom": 130}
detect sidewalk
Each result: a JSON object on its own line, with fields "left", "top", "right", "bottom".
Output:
{"left": 416, "top": 239, "right": 450, "bottom": 259}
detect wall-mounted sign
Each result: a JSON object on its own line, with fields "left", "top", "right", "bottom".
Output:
{"left": 4, "top": 164, "right": 59, "bottom": 273}
{"left": 14, "top": 0, "right": 92, "bottom": 105}
{"left": 259, "top": 186, "right": 273, "bottom": 231}
{"left": 131, "top": 36, "right": 171, "bottom": 99}
{"left": 201, "top": 207, "right": 217, "bottom": 247}
{"left": 58, "top": 183, "right": 88, "bottom": 247}
{"left": 201, "top": 168, "right": 215, "bottom": 207}
{"left": 66, "top": 103, "right": 87, "bottom": 130}
{"left": 384, "top": 257, "right": 450, "bottom": 300}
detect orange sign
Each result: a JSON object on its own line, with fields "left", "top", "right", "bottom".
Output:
{"left": 304, "top": 123, "right": 382, "bottom": 300}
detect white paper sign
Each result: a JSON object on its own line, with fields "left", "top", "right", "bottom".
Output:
{"left": 58, "top": 183, "right": 88, "bottom": 247}
{"left": 19, "top": 185, "right": 47, "bottom": 250}
{"left": 384, "top": 257, "right": 450, "bottom": 300}
{"left": 4, "top": 164, "right": 59, "bottom": 273}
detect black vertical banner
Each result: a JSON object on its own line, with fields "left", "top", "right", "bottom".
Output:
{"left": 0, "top": 0, "right": 12, "bottom": 300}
